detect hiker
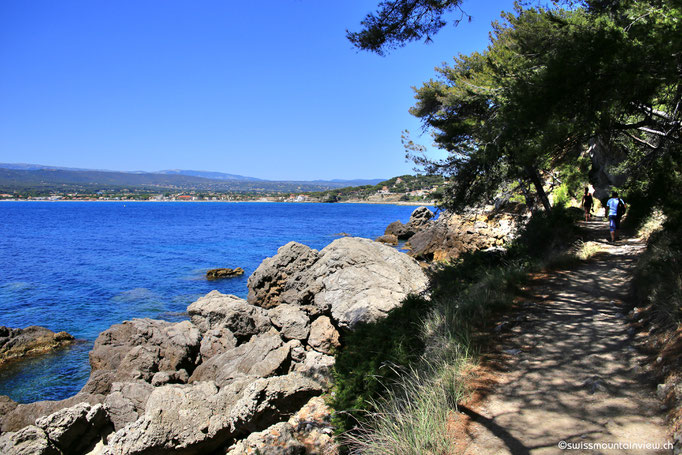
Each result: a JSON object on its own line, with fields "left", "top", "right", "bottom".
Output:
{"left": 581, "top": 187, "right": 593, "bottom": 221}
{"left": 605, "top": 191, "right": 626, "bottom": 242}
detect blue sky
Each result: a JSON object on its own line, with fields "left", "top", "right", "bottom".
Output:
{"left": 0, "top": 0, "right": 516, "bottom": 180}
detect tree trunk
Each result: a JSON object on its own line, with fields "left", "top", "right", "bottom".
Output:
{"left": 525, "top": 166, "right": 552, "bottom": 212}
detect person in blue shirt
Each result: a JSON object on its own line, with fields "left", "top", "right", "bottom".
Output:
{"left": 605, "top": 191, "right": 626, "bottom": 242}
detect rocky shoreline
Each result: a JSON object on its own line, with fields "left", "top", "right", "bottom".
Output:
{"left": 0, "top": 206, "right": 521, "bottom": 454}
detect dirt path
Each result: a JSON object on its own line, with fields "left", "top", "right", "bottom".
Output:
{"left": 461, "top": 221, "right": 672, "bottom": 454}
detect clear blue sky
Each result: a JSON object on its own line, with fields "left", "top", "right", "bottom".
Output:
{"left": 0, "top": 0, "right": 516, "bottom": 180}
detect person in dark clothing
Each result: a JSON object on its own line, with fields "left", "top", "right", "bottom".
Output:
{"left": 581, "top": 187, "right": 593, "bottom": 221}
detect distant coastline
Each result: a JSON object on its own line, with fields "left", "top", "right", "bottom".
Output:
{"left": 0, "top": 199, "right": 435, "bottom": 206}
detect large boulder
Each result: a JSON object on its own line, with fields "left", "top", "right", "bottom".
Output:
{"left": 247, "top": 237, "right": 428, "bottom": 329}
{"left": 188, "top": 291, "right": 270, "bottom": 343}
{"left": 89, "top": 319, "right": 201, "bottom": 388}
{"left": 310, "top": 238, "right": 429, "bottom": 328}
{"left": 0, "top": 326, "right": 74, "bottom": 365}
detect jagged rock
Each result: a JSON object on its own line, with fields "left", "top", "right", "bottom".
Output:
{"left": 151, "top": 369, "right": 189, "bottom": 386}
{"left": 103, "top": 381, "right": 154, "bottom": 431}
{"left": 0, "top": 425, "right": 60, "bottom": 455}
{"left": 189, "top": 330, "right": 292, "bottom": 387}
{"left": 206, "top": 267, "right": 245, "bottom": 280}
{"left": 227, "top": 422, "right": 305, "bottom": 455}
{"left": 35, "top": 402, "right": 112, "bottom": 454}
{"left": 269, "top": 305, "right": 310, "bottom": 340}
{"left": 199, "top": 327, "right": 238, "bottom": 360}
{"left": 247, "top": 237, "right": 428, "bottom": 329}
{"left": 287, "top": 397, "right": 338, "bottom": 455}
{"left": 247, "top": 242, "right": 321, "bottom": 309}
{"left": 292, "top": 350, "right": 335, "bottom": 387}
{"left": 384, "top": 220, "right": 415, "bottom": 240}
{"left": 0, "top": 326, "right": 74, "bottom": 365}
{"left": 89, "top": 319, "right": 201, "bottom": 387}
{"left": 104, "top": 373, "right": 323, "bottom": 454}
{"left": 0, "top": 393, "right": 104, "bottom": 434}
{"left": 408, "top": 206, "right": 434, "bottom": 228}
{"left": 0, "top": 394, "right": 18, "bottom": 415}
{"left": 307, "top": 317, "right": 340, "bottom": 355}
{"left": 375, "top": 234, "right": 398, "bottom": 245}
{"left": 587, "top": 136, "right": 628, "bottom": 201}
{"left": 188, "top": 291, "right": 270, "bottom": 343}
{"left": 407, "top": 210, "right": 518, "bottom": 261}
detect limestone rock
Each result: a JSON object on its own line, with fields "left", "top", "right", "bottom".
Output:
{"left": 288, "top": 397, "right": 338, "bottom": 455}
{"left": 187, "top": 291, "right": 270, "bottom": 342}
{"left": 312, "top": 238, "right": 428, "bottom": 328}
{"left": 103, "top": 381, "right": 154, "bottom": 431}
{"left": 269, "top": 305, "right": 310, "bottom": 340}
{"left": 206, "top": 267, "right": 245, "bottom": 280}
{"left": 0, "top": 393, "right": 104, "bottom": 434}
{"left": 247, "top": 242, "right": 320, "bottom": 309}
{"left": 227, "top": 422, "right": 305, "bottom": 455}
{"left": 0, "top": 425, "right": 60, "bottom": 455}
{"left": 247, "top": 237, "right": 428, "bottom": 329}
{"left": 199, "top": 327, "right": 238, "bottom": 360}
{"left": 307, "top": 317, "right": 339, "bottom": 355}
{"left": 89, "top": 319, "right": 201, "bottom": 387}
{"left": 104, "top": 373, "right": 323, "bottom": 454}
{"left": 189, "top": 330, "right": 291, "bottom": 387}
{"left": 375, "top": 234, "right": 398, "bottom": 245}
{"left": 292, "top": 350, "right": 335, "bottom": 387}
{"left": 384, "top": 221, "right": 415, "bottom": 240}
{"left": 35, "top": 402, "right": 112, "bottom": 454}
{"left": 0, "top": 326, "right": 74, "bottom": 365}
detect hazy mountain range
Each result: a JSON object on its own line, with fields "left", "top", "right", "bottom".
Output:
{"left": 0, "top": 163, "right": 385, "bottom": 194}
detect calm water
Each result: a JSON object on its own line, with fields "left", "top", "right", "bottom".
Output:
{"left": 0, "top": 201, "right": 428, "bottom": 403}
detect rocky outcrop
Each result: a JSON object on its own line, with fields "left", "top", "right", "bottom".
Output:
{"left": 89, "top": 319, "right": 201, "bottom": 388}
{"left": 0, "top": 326, "right": 74, "bottom": 365}
{"left": 0, "top": 234, "right": 428, "bottom": 453}
{"left": 206, "top": 267, "right": 245, "bottom": 280}
{"left": 247, "top": 237, "right": 429, "bottom": 329}
{"left": 407, "top": 208, "right": 519, "bottom": 261}
{"left": 103, "top": 373, "right": 324, "bottom": 454}
{"left": 375, "top": 233, "right": 398, "bottom": 245}
{"left": 383, "top": 206, "right": 435, "bottom": 240}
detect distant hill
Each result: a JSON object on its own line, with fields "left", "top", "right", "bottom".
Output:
{"left": 0, "top": 163, "right": 385, "bottom": 195}
{"left": 156, "top": 169, "right": 263, "bottom": 181}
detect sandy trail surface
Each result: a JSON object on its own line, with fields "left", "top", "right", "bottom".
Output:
{"left": 461, "top": 221, "right": 672, "bottom": 454}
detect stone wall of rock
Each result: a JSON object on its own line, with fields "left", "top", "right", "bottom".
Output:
{"left": 0, "top": 236, "right": 428, "bottom": 454}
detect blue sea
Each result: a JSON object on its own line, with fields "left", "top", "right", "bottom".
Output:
{"left": 0, "top": 201, "right": 429, "bottom": 403}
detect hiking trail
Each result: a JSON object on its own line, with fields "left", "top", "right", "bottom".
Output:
{"left": 460, "top": 220, "right": 671, "bottom": 454}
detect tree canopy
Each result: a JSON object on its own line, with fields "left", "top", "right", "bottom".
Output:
{"left": 351, "top": 0, "right": 682, "bottom": 213}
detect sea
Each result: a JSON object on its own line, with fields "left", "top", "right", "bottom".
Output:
{"left": 0, "top": 201, "right": 431, "bottom": 403}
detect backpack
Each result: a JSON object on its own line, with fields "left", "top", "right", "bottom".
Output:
{"left": 617, "top": 199, "right": 626, "bottom": 217}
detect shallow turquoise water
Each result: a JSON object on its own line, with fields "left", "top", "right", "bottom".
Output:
{"left": 0, "top": 201, "right": 428, "bottom": 402}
